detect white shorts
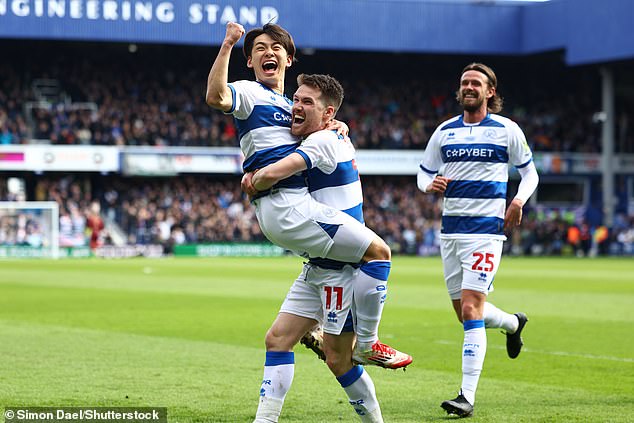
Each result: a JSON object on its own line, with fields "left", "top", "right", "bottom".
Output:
{"left": 253, "top": 188, "right": 374, "bottom": 262}
{"left": 279, "top": 263, "right": 357, "bottom": 335}
{"left": 441, "top": 237, "right": 504, "bottom": 300}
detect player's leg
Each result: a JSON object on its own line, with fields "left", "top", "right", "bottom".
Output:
{"left": 440, "top": 289, "right": 485, "bottom": 418}
{"left": 253, "top": 191, "right": 340, "bottom": 259}
{"left": 443, "top": 239, "right": 464, "bottom": 324}
{"left": 441, "top": 238, "right": 501, "bottom": 417}
{"left": 482, "top": 302, "right": 518, "bottom": 331}
{"left": 324, "top": 331, "right": 383, "bottom": 422}
{"left": 452, "top": 298, "right": 524, "bottom": 336}
{"left": 453, "top": 287, "right": 528, "bottom": 359}
{"left": 447, "top": 236, "right": 528, "bottom": 359}
{"left": 255, "top": 312, "right": 317, "bottom": 423}
{"left": 483, "top": 302, "right": 528, "bottom": 358}
{"left": 439, "top": 239, "right": 472, "bottom": 417}
{"left": 256, "top": 194, "right": 410, "bottom": 368}
{"left": 323, "top": 329, "right": 355, "bottom": 377}
{"left": 300, "top": 263, "right": 356, "bottom": 360}
{"left": 330, "top": 232, "right": 411, "bottom": 369}
{"left": 456, "top": 288, "right": 487, "bottom": 409}
{"left": 255, "top": 264, "right": 322, "bottom": 423}
{"left": 270, "top": 199, "right": 411, "bottom": 368}
{"left": 297, "top": 264, "right": 384, "bottom": 422}
{"left": 255, "top": 191, "right": 376, "bottom": 263}
{"left": 350, "top": 255, "right": 412, "bottom": 369}
{"left": 354, "top": 236, "right": 390, "bottom": 346}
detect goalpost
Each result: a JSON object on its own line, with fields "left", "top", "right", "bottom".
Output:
{"left": 0, "top": 201, "right": 60, "bottom": 259}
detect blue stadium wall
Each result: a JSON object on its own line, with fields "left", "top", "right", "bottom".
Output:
{"left": 0, "top": 0, "right": 632, "bottom": 65}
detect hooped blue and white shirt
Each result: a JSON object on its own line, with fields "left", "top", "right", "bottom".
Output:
{"left": 419, "top": 113, "right": 533, "bottom": 239}
{"left": 296, "top": 130, "right": 365, "bottom": 269}
{"left": 227, "top": 80, "right": 305, "bottom": 190}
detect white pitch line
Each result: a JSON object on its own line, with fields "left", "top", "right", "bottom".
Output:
{"left": 435, "top": 340, "right": 634, "bottom": 363}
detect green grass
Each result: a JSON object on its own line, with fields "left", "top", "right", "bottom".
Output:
{"left": 1, "top": 256, "right": 633, "bottom": 422}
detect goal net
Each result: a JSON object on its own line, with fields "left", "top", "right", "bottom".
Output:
{"left": 0, "top": 201, "right": 60, "bottom": 259}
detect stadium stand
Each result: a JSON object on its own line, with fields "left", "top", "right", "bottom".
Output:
{"left": 2, "top": 173, "right": 632, "bottom": 257}
{"left": 2, "top": 41, "right": 633, "bottom": 153}
{"left": 1, "top": 0, "right": 633, "bottom": 258}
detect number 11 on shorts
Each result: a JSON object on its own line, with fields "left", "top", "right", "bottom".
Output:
{"left": 324, "top": 286, "right": 344, "bottom": 310}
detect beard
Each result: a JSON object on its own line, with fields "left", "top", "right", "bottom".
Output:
{"left": 458, "top": 91, "right": 485, "bottom": 112}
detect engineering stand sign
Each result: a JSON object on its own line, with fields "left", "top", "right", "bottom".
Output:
{"left": 0, "top": 0, "right": 632, "bottom": 64}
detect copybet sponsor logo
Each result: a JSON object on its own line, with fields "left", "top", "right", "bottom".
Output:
{"left": 445, "top": 147, "right": 495, "bottom": 159}
{"left": 273, "top": 111, "right": 292, "bottom": 124}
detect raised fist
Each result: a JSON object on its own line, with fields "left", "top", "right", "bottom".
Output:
{"left": 224, "top": 22, "right": 245, "bottom": 46}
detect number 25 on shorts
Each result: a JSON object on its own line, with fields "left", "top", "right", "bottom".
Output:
{"left": 472, "top": 252, "right": 495, "bottom": 272}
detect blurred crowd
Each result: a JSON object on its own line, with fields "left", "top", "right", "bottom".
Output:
{"left": 1, "top": 175, "right": 632, "bottom": 256}
{"left": 1, "top": 42, "right": 632, "bottom": 256}
{"left": 1, "top": 42, "right": 633, "bottom": 152}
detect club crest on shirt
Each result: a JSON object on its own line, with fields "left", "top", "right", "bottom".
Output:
{"left": 323, "top": 207, "right": 338, "bottom": 218}
{"left": 484, "top": 129, "right": 497, "bottom": 139}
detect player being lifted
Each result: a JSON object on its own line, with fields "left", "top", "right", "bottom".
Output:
{"left": 417, "top": 63, "right": 538, "bottom": 418}
{"left": 205, "top": 21, "right": 411, "bottom": 373}
{"left": 242, "top": 73, "right": 393, "bottom": 423}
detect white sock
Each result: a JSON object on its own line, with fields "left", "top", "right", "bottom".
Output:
{"left": 461, "top": 320, "right": 486, "bottom": 406}
{"left": 254, "top": 352, "right": 294, "bottom": 422}
{"left": 483, "top": 302, "right": 519, "bottom": 333}
{"left": 354, "top": 261, "right": 391, "bottom": 345}
{"left": 253, "top": 397, "right": 283, "bottom": 423}
{"left": 337, "top": 365, "right": 383, "bottom": 422}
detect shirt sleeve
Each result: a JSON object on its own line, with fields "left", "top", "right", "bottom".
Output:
{"left": 226, "top": 80, "right": 256, "bottom": 119}
{"left": 507, "top": 121, "right": 533, "bottom": 168}
{"left": 419, "top": 128, "right": 444, "bottom": 176}
{"left": 515, "top": 161, "right": 539, "bottom": 203}
{"left": 297, "top": 131, "right": 339, "bottom": 174}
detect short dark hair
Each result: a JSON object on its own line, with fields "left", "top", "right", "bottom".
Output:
{"left": 296, "top": 74, "right": 344, "bottom": 114}
{"left": 243, "top": 23, "right": 296, "bottom": 62}
{"left": 459, "top": 62, "right": 503, "bottom": 113}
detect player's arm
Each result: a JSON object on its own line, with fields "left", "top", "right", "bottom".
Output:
{"left": 418, "top": 170, "right": 451, "bottom": 194}
{"left": 252, "top": 153, "right": 308, "bottom": 191}
{"left": 205, "top": 22, "right": 245, "bottom": 112}
{"left": 504, "top": 161, "right": 539, "bottom": 229}
{"left": 416, "top": 129, "right": 448, "bottom": 193}
{"left": 505, "top": 122, "right": 539, "bottom": 228}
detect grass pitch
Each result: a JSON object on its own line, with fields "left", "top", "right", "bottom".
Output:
{"left": 0, "top": 256, "right": 633, "bottom": 422}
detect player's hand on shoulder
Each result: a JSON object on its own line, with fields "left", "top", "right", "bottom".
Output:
{"left": 327, "top": 119, "right": 349, "bottom": 137}
{"left": 241, "top": 170, "right": 258, "bottom": 197}
{"left": 224, "top": 22, "right": 245, "bottom": 46}
{"left": 427, "top": 176, "right": 451, "bottom": 194}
